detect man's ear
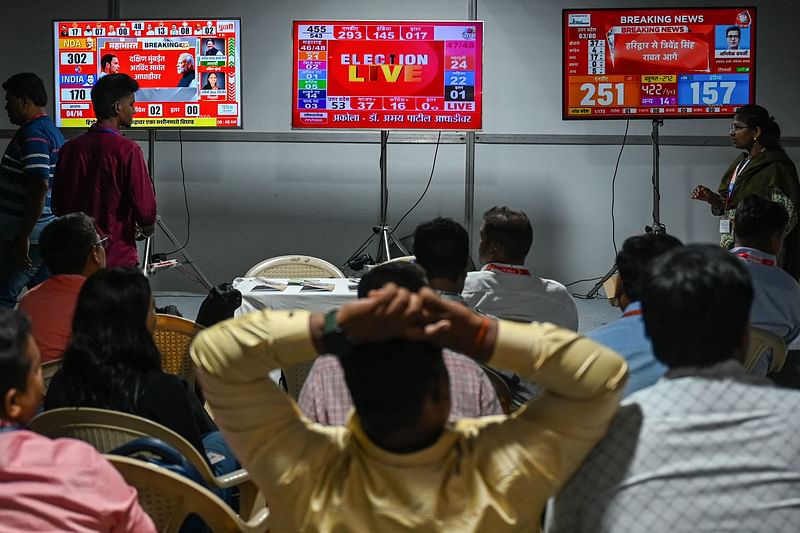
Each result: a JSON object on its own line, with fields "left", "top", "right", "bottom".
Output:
{"left": 3, "top": 388, "right": 22, "bottom": 422}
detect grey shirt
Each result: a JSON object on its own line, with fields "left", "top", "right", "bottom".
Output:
{"left": 548, "top": 360, "right": 800, "bottom": 533}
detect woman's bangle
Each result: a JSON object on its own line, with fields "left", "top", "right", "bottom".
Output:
{"left": 469, "top": 316, "right": 491, "bottom": 358}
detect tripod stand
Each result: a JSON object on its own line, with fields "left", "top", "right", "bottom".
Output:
{"left": 586, "top": 119, "right": 666, "bottom": 299}
{"left": 141, "top": 130, "right": 213, "bottom": 291}
{"left": 343, "top": 130, "right": 409, "bottom": 268}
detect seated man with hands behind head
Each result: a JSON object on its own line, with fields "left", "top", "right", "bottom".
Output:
{"left": 191, "top": 273, "right": 627, "bottom": 531}
{"left": 18, "top": 212, "right": 106, "bottom": 362}
{"left": 298, "top": 262, "right": 502, "bottom": 425}
{"left": 0, "top": 309, "right": 155, "bottom": 532}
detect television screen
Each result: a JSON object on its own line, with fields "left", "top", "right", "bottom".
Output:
{"left": 562, "top": 7, "right": 756, "bottom": 119}
{"left": 53, "top": 19, "right": 242, "bottom": 128}
{"left": 292, "top": 20, "right": 483, "bottom": 130}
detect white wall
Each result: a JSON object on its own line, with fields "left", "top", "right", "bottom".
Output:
{"left": 2, "top": 0, "right": 798, "bottom": 293}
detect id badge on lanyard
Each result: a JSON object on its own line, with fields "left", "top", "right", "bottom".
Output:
{"left": 720, "top": 157, "right": 750, "bottom": 234}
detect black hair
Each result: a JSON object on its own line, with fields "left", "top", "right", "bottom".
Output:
{"left": 616, "top": 233, "right": 683, "bottom": 302}
{"left": 726, "top": 26, "right": 741, "bottom": 37}
{"left": 101, "top": 54, "right": 117, "bottom": 70}
{"left": 2, "top": 72, "right": 47, "bottom": 107}
{"left": 40, "top": 213, "right": 98, "bottom": 275}
{"left": 91, "top": 73, "right": 139, "bottom": 120}
{"left": 734, "top": 195, "right": 789, "bottom": 242}
{"left": 357, "top": 262, "right": 427, "bottom": 297}
{"left": 341, "top": 340, "right": 447, "bottom": 434}
{"left": 640, "top": 245, "right": 752, "bottom": 369}
{"left": 412, "top": 217, "right": 469, "bottom": 282}
{"left": 482, "top": 206, "right": 533, "bottom": 261}
{"left": 735, "top": 104, "right": 782, "bottom": 150}
{"left": 343, "top": 261, "right": 445, "bottom": 438}
{"left": 58, "top": 268, "right": 161, "bottom": 410}
{"left": 0, "top": 309, "right": 32, "bottom": 401}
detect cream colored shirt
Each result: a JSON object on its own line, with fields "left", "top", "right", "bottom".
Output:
{"left": 191, "top": 310, "right": 627, "bottom": 532}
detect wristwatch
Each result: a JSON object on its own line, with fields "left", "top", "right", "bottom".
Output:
{"left": 322, "top": 309, "right": 352, "bottom": 356}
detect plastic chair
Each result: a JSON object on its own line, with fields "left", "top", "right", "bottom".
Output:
{"left": 41, "top": 359, "right": 62, "bottom": 395}
{"left": 153, "top": 314, "right": 204, "bottom": 387}
{"left": 244, "top": 255, "right": 345, "bottom": 279}
{"left": 28, "top": 407, "right": 264, "bottom": 520}
{"left": 106, "top": 455, "right": 269, "bottom": 533}
{"left": 282, "top": 361, "right": 315, "bottom": 401}
{"left": 481, "top": 365, "right": 513, "bottom": 415}
{"left": 744, "top": 326, "right": 788, "bottom": 373}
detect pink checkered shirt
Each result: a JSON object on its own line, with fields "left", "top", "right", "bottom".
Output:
{"left": 298, "top": 349, "right": 503, "bottom": 426}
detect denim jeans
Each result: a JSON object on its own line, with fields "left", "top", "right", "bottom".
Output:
{"left": 0, "top": 240, "right": 50, "bottom": 308}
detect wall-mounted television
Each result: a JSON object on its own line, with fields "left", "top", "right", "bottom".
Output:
{"left": 53, "top": 18, "right": 242, "bottom": 128}
{"left": 292, "top": 20, "right": 483, "bottom": 130}
{"left": 562, "top": 7, "right": 756, "bottom": 119}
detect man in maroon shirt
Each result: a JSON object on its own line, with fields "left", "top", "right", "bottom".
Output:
{"left": 52, "top": 74, "right": 156, "bottom": 268}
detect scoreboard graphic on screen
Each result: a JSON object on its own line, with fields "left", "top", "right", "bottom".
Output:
{"left": 292, "top": 20, "right": 483, "bottom": 130}
{"left": 563, "top": 7, "right": 756, "bottom": 119}
{"left": 53, "top": 19, "right": 242, "bottom": 128}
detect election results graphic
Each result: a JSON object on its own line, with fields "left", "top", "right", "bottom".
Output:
{"left": 54, "top": 19, "right": 242, "bottom": 128}
{"left": 292, "top": 21, "right": 483, "bottom": 130}
{"left": 563, "top": 7, "right": 756, "bottom": 119}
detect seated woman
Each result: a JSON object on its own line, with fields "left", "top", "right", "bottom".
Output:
{"left": 44, "top": 268, "right": 237, "bottom": 490}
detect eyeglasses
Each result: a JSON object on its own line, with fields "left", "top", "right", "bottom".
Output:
{"left": 729, "top": 124, "right": 749, "bottom": 133}
{"left": 94, "top": 236, "right": 109, "bottom": 249}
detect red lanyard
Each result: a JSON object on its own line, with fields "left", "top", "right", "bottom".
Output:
{"left": 736, "top": 251, "right": 776, "bottom": 266}
{"left": 484, "top": 263, "right": 531, "bottom": 276}
{"left": 622, "top": 309, "right": 642, "bottom": 317}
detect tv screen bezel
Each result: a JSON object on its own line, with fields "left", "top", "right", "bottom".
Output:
{"left": 561, "top": 6, "right": 757, "bottom": 120}
{"left": 52, "top": 17, "right": 244, "bottom": 129}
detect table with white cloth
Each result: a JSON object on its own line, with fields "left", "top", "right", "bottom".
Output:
{"left": 232, "top": 277, "right": 359, "bottom": 394}
{"left": 233, "top": 277, "right": 358, "bottom": 316}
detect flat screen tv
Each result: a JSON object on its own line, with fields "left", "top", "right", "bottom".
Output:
{"left": 53, "top": 18, "right": 242, "bottom": 128}
{"left": 562, "top": 7, "right": 756, "bottom": 119}
{"left": 292, "top": 20, "right": 483, "bottom": 130}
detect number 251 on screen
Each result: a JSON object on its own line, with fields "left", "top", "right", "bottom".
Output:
{"left": 569, "top": 81, "right": 639, "bottom": 107}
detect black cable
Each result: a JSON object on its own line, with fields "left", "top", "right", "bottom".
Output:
{"left": 164, "top": 129, "right": 191, "bottom": 255}
{"left": 564, "top": 275, "right": 604, "bottom": 287}
{"left": 611, "top": 120, "right": 630, "bottom": 255}
{"left": 651, "top": 125, "right": 661, "bottom": 227}
{"left": 393, "top": 131, "right": 442, "bottom": 234}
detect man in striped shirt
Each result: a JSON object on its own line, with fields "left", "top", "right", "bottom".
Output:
{"left": 0, "top": 73, "right": 65, "bottom": 308}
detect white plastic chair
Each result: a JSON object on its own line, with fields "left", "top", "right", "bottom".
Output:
{"left": 244, "top": 255, "right": 344, "bottom": 279}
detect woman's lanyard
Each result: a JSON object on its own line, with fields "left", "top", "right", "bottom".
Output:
{"left": 622, "top": 309, "right": 642, "bottom": 318}
{"left": 724, "top": 157, "right": 752, "bottom": 210}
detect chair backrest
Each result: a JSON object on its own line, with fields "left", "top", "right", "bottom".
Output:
{"left": 745, "top": 326, "right": 788, "bottom": 374}
{"left": 282, "top": 361, "right": 315, "bottom": 401}
{"left": 105, "top": 455, "right": 269, "bottom": 533}
{"left": 481, "top": 365, "right": 513, "bottom": 415}
{"left": 245, "top": 255, "right": 345, "bottom": 279}
{"left": 41, "top": 359, "right": 62, "bottom": 394}
{"left": 28, "top": 407, "right": 217, "bottom": 485}
{"left": 153, "top": 314, "right": 204, "bottom": 386}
